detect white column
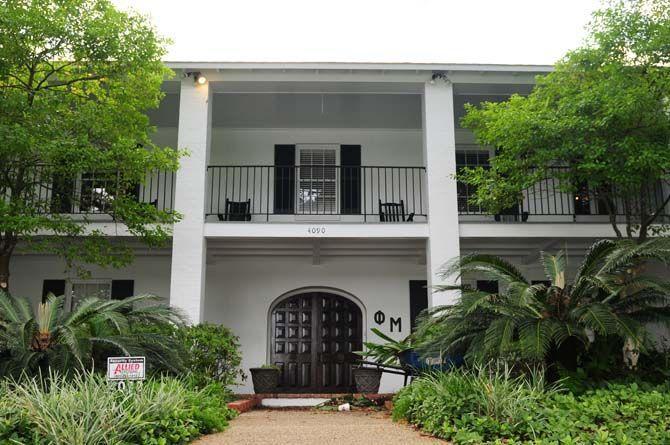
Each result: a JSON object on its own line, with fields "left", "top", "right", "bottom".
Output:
{"left": 422, "top": 80, "right": 461, "bottom": 307}
{"left": 169, "top": 78, "right": 212, "bottom": 323}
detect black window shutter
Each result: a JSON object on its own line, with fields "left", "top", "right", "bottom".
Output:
{"left": 111, "top": 280, "right": 134, "bottom": 300}
{"left": 340, "top": 145, "right": 361, "bottom": 214}
{"left": 274, "top": 145, "right": 295, "bottom": 214}
{"left": 42, "top": 280, "right": 66, "bottom": 303}
{"left": 409, "top": 280, "right": 428, "bottom": 330}
{"left": 476, "top": 280, "right": 499, "bottom": 294}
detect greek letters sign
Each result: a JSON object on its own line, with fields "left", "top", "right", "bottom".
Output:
{"left": 107, "top": 357, "right": 146, "bottom": 381}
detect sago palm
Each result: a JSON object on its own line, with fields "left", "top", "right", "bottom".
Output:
{"left": 415, "top": 238, "right": 670, "bottom": 369}
{"left": 0, "top": 292, "right": 187, "bottom": 377}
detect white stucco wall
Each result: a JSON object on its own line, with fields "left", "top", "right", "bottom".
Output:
{"left": 210, "top": 128, "right": 423, "bottom": 166}
{"left": 9, "top": 253, "right": 172, "bottom": 307}
{"left": 204, "top": 254, "right": 426, "bottom": 393}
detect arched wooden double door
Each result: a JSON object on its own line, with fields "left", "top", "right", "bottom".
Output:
{"left": 270, "top": 292, "right": 363, "bottom": 393}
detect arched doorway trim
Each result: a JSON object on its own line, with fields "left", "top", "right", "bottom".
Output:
{"left": 267, "top": 287, "right": 367, "bottom": 329}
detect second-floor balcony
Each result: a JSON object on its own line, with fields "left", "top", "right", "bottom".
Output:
{"left": 31, "top": 169, "right": 175, "bottom": 218}
{"left": 458, "top": 166, "right": 670, "bottom": 224}
{"left": 205, "top": 165, "right": 427, "bottom": 223}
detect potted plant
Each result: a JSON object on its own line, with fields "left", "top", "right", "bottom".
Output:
{"left": 353, "top": 328, "right": 413, "bottom": 393}
{"left": 351, "top": 367, "right": 382, "bottom": 393}
{"left": 249, "top": 364, "right": 280, "bottom": 393}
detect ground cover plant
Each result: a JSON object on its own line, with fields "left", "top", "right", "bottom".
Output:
{"left": 0, "top": 371, "right": 237, "bottom": 445}
{"left": 393, "top": 366, "right": 670, "bottom": 444}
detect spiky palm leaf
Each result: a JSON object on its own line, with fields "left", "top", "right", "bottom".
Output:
{"left": 416, "top": 238, "right": 670, "bottom": 370}
{"left": 441, "top": 253, "right": 528, "bottom": 285}
{"left": 0, "top": 291, "right": 186, "bottom": 378}
{"left": 541, "top": 250, "right": 566, "bottom": 288}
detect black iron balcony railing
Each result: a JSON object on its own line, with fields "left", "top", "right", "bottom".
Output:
{"left": 206, "top": 165, "right": 427, "bottom": 222}
{"left": 23, "top": 168, "right": 176, "bottom": 215}
{"left": 458, "top": 166, "right": 670, "bottom": 221}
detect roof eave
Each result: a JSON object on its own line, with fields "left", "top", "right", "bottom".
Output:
{"left": 164, "top": 61, "right": 554, "bottom": 73}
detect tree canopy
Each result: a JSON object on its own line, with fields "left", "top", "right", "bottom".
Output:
{"left": 461, "top": 0, "right": 670, "bottom": 241}
{"left": 0, "top": 0, "right": 183, "bottom": 288}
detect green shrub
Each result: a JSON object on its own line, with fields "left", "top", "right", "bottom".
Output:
{"left": 0, "top": 371, "right": 236, "bottom": 445}
{"left": 393, "top": 368, "right": 670, "bottom": 444}
{"left": 0, "top": 292, "right": 187, "bottom": 379}
{"left": 393, "top": 365, "right": 551, "bottom": 443}
{"left": 177, "top": 323, "right": 244, "bottom": 389}
{"left": 415, "top": 239, "right": 670, "bottom": 374}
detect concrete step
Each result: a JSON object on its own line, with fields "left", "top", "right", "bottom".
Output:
{"left": 260, "top": 398, "right": 331, "bottom": 408}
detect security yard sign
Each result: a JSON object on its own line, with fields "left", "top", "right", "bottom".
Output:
{"left": 107, "top": 357, "right": 146, "bottom": 381}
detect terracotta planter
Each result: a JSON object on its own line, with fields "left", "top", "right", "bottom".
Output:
{"left": 250, "top": 368, "right": 280, "bottom": 393}
{"left": 353, "top": 367, "right": 382, "bottom": 393}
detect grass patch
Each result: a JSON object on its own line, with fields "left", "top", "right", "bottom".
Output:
{"left": 0, "top": 372, "right": 237, "bottom": 445}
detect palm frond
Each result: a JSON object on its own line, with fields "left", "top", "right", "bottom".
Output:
{"left": 52, "top": 324, "right": 85, "bottom": 362}
{"left": 89, "top": 337, "right": 132, "bottom": 356}
{"left": 63, "top": 297, "right": 104, "bottom": 328}
{"left": 606, "top": 275, "right": 670, "bottom": 303}
{"left": 600, "top": 238, "right": 670, "bottom": 276}
{"left": 574, "top": 239, "right": 617, "bottom": 283}
{"left": 572, "top": 303, "right": 619, "bottom": 336}
{"left": 440, "top": 253, "right": 528, "bottom": 285}
{"left": 484, "top": 317, "right": 517, "bottom": 356}
{"left": 541, "top": 250, "right": 566, "bottom": 288}
{"left": 0, "top": 291, "right": 30, "bottom": 323}
{"left": 518, "top": 319, "right": 554, "bottom": 359}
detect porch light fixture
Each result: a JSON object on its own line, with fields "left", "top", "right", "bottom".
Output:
{"left": 186, "top": 71, "right": 207, "bottom": 85}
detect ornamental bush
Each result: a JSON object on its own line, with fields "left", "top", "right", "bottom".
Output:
{"left": 393, "top": 368, "right": 670, "bottom": 444}
{"left": 177, "top": 323, "right": 245, "bottom": 389}
{"left": 0, "top": 371, "right": 237, "bottom": 445}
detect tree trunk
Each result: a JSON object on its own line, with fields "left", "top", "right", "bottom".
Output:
{"left": 0, "top": 253, "right": 9, "bottom": 293}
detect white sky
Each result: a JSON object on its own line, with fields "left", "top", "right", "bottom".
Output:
{"left": 112, "top": 0, "right": 602, "bottom": 65}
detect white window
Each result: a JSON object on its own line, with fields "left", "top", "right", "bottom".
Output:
{"left": 69, "top": 280, "right": 112, "bottom": 311}
{"left": 297, "top": 144, "right": 338, "bottom": 215}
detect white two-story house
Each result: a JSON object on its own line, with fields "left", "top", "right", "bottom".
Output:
{"left": 11, "top": 62, "right": 668, "bottom": 393}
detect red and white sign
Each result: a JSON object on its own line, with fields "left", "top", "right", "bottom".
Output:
{"left": 107, "top": 357, "right": 146, "bottom": 381}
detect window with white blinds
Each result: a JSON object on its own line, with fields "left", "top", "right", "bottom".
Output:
{"left": 70, "top": 280, "right": 111, "bottom": 311}
{"left": 297, "top": 145, "right": 338, "bottom": 214}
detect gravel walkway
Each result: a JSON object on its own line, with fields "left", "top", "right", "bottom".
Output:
{"left": 193, "top": 409, "right": 444, "bottom": 445}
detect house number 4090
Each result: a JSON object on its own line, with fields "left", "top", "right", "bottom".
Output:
{"left": 307, "top": 226, "right": 326, "bottom": 235}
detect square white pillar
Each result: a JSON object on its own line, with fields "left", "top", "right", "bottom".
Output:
{"left": 169, "top": 78, "right": 212, "bottom": 323}
{"left": 422, "top": 80, "right": 461, "bottom": 307}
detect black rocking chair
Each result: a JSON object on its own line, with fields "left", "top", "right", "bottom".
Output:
{"left": 379, "top": 199, "right": 414, "bottom": 222}
{"left": 218, "top": 199, "right": 252, "bottom": 222}
{"left": 494, "top": 203, "right": 529, "bottom": 222}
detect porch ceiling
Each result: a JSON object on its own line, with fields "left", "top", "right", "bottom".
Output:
{"left": 211, "top": 92, "right": 422, "bottom": 129}
{"left": 211, "top": 81, "right": 423, "bottom": 94}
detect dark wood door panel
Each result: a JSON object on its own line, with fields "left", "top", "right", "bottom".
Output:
{"left": 271, "top": 294, "right": 315, "bottom": 390}
{"left": 270, "top": 292, "right": 362, "bottom": 393}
